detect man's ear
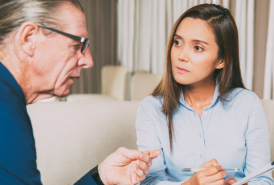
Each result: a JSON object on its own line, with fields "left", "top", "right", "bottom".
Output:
{"left": 216, "top": 59, "right": 225, "bottom": 69}
{"left": 18, "top": 22, "right": 38, "bottom": 57}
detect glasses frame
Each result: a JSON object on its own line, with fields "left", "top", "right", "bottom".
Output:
{"left": 39, "top": 26, "right": 89, "bottom": 54}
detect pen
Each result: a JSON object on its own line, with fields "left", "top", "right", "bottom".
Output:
{"left": 182, "top": 168, "right": 241, "bottom": 172}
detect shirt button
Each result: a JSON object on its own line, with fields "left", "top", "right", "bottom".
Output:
{"left": 199, "top": 154, "right": 202, "bottom": 158}
{"left": 204, "top": 111, "right": 208, "bottom": 115}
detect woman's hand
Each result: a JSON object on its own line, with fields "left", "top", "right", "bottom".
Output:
{"left": 182, "top": 159, "right": 227, "bottom": 185}
{"left": 224, "top": 177, "right": 248, "bottom": 185}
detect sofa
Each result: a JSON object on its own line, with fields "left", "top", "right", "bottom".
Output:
{"left": 27, "top": 100, "right": 274, "bottom": 185}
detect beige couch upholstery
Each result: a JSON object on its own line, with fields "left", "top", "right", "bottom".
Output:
{"left": 28, "top": 102, "right": 139, "bottom": 185}
{"left": 27, "top": 100, "right": 274, "bottom": 185}
{"left": 67, "top": 66, "right": 128, "bottom": 102}
{"left": 130, "top": 72, "right": 162, "bottom": 101}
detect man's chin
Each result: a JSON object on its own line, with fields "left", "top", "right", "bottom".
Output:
{"left": 54, "top": 88, "right": 71, "bottom": 97}
{"left": 54, "top": 78, "right": 74, "bottom": 97}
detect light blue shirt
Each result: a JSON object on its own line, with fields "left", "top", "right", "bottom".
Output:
{"left": 136, "top": 85, "right": 273, "bottom": 185}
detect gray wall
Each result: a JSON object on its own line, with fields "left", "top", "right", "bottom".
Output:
{"left": 70, "top": 0, "right": 118, "bottom": 94}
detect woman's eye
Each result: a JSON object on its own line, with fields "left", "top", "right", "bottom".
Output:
{"left": 194, "top": 46, "right": 203, "bottom": 51}
{"left": 174, "top": 40, "right": 182, "bottom": 46}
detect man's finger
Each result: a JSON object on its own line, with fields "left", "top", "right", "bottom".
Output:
{"left": 117, "top": 147, "right": 146, "bottom": 161}
{"left": 143, "top": 150, "right": 150, "bottom": 155}
{"left": 134, "top": 168, "right": 146, "bottom": 181}
{"left": 149, "top": 149, "right": 161, "bottom": 159}
{"left": 136, "top": 160, "right": 149, "bottom": 175}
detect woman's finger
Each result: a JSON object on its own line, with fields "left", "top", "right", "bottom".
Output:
{"left": 224, "top": 177, "right": 236, "bottom": 185}
{"left": 200, "top": 159, "right": 219, "bottom": 168}
{"left": 210, "top": 178, "right": 225, "bottom": 185}
{"left": 206, "top": 170, "right": 227, "bottom": 182}
{"left": 202, "top": 165, "right": 224, "bottom": 176}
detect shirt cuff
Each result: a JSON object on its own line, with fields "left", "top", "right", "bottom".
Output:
{"left": 74, "top": 171, "right": 97, "bottom": 185}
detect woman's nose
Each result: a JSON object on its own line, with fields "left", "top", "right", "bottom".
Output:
{"left": 178, "top": 48, "right": 189, "bottom": 63}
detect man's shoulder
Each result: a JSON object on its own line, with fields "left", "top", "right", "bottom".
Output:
{"left": 0, "top": 79, "right": 28, "bottom": 125}
{"left": 0, "top": 79, "right": 13, "bottom": 101}
{"left": 0, "top": 79, "right": 21, "bottom": 104}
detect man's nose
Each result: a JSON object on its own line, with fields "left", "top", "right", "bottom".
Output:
{"left": 79, "top": 48, "right": 94, "bottom": 68}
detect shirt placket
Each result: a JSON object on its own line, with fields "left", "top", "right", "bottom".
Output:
{"left": 193, "top": 109, "right": 209, "bottom": 167}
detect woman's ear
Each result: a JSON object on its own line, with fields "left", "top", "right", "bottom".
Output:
{"left": 216, "top": 59, "right": 225, "bottom": 69}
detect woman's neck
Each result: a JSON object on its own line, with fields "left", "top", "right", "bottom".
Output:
{"left": 183, "top": 78, "right": 216, "bottom": 115}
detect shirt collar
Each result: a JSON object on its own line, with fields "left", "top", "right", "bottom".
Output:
{"left": 179, "top": 82, "right": 230, "bottom": 110}
{"left": 0, "top": 62, "right": 26, "bottom": 105}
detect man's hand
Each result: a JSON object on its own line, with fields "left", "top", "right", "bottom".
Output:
{"left": 98, "top": 147, "right": 161, "bottom": 185}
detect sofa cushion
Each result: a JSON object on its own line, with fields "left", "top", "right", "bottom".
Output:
{"left": 28, "top": 102, "right": 140, "bottom": 185}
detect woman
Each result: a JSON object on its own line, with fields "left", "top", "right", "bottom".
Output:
{"left": 136, "top": 4, "right": 273, "bottom": 185}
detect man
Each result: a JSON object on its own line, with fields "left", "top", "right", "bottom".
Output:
{"left": 0, "top": 0, "right": 160, "bottom": 184}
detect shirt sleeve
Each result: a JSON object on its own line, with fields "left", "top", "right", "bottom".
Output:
{"left": 244, "top": 94, "right": 274, "bottom": 185}
{"left": 74, "top": 171, "right": 97, "bottom": 185}
{"left": 136, "top": 99, "right": 185, "bottom": 185}
{"left": 0, "top": 100, "right": 42, "bottom": 185}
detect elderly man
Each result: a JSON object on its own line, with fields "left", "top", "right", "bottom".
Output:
{"left": 0, "top": 0, "right": 160, "bottom": 184}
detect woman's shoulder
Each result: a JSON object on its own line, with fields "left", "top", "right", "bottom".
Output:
{"left": 141, "top": 95, "right": 163, "bottom": 106}
{"left": 226, "top": 87, "right": 261, "bottom": 111}
{"left": 139, "top": 95, "right": 164, "bottom": 113}
{"left": 229, "top": 88, "right": 258, "bottom": 101}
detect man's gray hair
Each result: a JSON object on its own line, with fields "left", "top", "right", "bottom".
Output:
{"left": 0, "top": 0, "right": 83, "bottom": 45}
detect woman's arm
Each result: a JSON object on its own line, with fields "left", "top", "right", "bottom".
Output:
{"left": 244, "top": 94, "right": 274, "bottom": 185}
{"left": 136, "top": 98, "right": 185, "bottom": 185}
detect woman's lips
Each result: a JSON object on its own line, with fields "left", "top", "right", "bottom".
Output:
{"left": 176, "top": 67, "right": 189, "bottom": 74}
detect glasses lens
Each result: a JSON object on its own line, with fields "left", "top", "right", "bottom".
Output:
{"left": 81, "top": 39, "right": 89, "bottom": 53}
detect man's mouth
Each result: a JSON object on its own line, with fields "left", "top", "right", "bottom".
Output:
{"left": 70, "top": 76, "right": 80, "bottom": 79}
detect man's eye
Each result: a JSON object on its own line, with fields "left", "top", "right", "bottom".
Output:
{"left": 194, "top": 46, "right": 203, "bottom": 51}
{"left": 174, "top": 40, "right": 182, "bottom": 46}
{"left": 74, "top": 45, "right": 81, "bottom": 50}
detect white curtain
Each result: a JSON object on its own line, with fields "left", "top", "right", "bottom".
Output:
{"left": 117, "top": 0, "right": 134, "bottom": 72}
{"left": 118, "top": 0, "right": 226, "bottom": 74}
{"left": 235, "top": 0, "right": 255, "bottom": 90}
{"left": 263, "top": 0, "right": 274, "bottom": 100}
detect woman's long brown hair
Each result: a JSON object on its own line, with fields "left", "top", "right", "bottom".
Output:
{"left": 152, "top": 4, "right": 245, "bottom": 150}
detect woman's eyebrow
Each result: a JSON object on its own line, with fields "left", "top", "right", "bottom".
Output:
{"left": 192, "top": 40, "right": 209, "bottom": 45}
{"left": 174, "top": 34, "right": 209, "bottom": 45}
{"left": 174, "top": 34, "right": 182, "bottom": 38}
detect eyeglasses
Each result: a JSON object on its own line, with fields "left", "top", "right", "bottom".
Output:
{"left": 39, "top": 26, "right": 89, "bottom": 54}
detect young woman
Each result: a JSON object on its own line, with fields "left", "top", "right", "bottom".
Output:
{"left": 136, "top": 4, "right": 273, "bottom": 185}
